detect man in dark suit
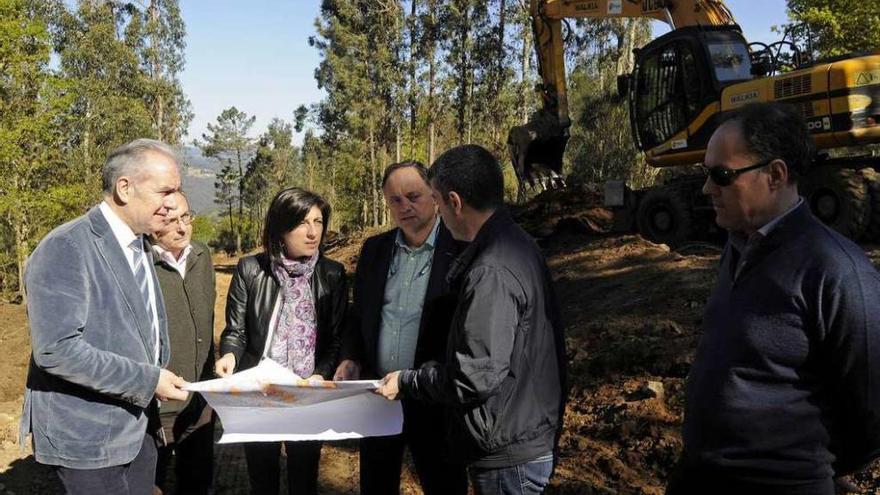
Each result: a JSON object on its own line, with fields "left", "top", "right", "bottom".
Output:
{"left": 22, "top": 139, "right": 189, "bottom": 495}
{"left": 335, "top": 161, "right": 467, "bottom": 495}
{"left": 149, "top": 193, "right": 216, "bottom": 495}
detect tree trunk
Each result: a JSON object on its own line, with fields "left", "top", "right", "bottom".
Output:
{"left": 15, "top": 231, "right": 27, "bottom": 305}
{"left": 616, "top": 19, "right": 638, "bottom": 76}
{"left": 380, "top": 146, "right": 389, "bottom": 226}
{"left": 329, "top": 156, "right": 338, "bottom": 231}
{"left": 467, "top": 65, "right": 474, "bottom": 144}
{"left": 362, "top": 198, "right": 369, "bottom": 226}
{"left": 427, "top": 0, "right": 437, "bottom": 163}
{"left": 409, "top": 0, "right": 418, "bottom": 156}
{"left": 456, "top": 0, "right": 470, "bottom": 145}
{"left": 226, "top": 200, "right": 235, "bottom": 254}
{"left": 83, "top": 100, "right": 92, "bottom": 189}
{"left": 149, "top": 0, "right": 164, "bottom": 141}
{"left": 11, "top": 176, "right": 28, "bottom": 304}
{"left": 520, "top": 0, "right": 530, "bottom": 124}
{"left": 235, "top": 150, "right": 244, "bottom": 254}
{"left": 369, "top": 121, "right": 378, "bottom": 227}
{"left": 396, "top": 123, "right": 401, "bottom": 163}
{"left": 494, "top": 0, "right": 506, "bottom": 144}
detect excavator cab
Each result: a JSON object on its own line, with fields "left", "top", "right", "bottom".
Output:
{"left": 629, "top": 25, "right": 752, "bottom": 157}
{"left": 509, "top": 25, "right": 753, "bottom": 198}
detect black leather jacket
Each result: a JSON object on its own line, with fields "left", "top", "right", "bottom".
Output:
{"left": 219, "top": 252, "right": 348, "bottom": 379}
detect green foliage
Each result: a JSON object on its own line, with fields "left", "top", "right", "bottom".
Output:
{"left": 0, "top": 0, "right": 190, "bottom": 298}
{"left": 198, "top": 106, "right": 256, "bottom": 254}
{"left": 308, "top": 0, "right": 536, "bottom": 222}
{"left": 565, "top": 18, "right": 655, "bottom": 189}
{"left": 210, "top": 214, "right": 258, "bottom": 256}
{"left": 785, "top": 0, "right": 880, "bottom": 58}
{"left": 190, "top": 214, "right": 216, "bottom": 245}
{"left": 137, "top": 0, "right": 192, "bottom": 143}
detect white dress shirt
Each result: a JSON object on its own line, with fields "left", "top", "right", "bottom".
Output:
{"left": 99, "top": 201, "right": 161, "bottom": 364}
{"left": 152, "top": 243, "right": 192, "bottom": 279}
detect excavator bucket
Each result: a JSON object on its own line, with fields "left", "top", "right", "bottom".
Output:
{"left": 507, "top": 110, "right": 569, "bottom": 196}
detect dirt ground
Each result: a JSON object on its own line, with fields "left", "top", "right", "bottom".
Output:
{"left": 1, "top": 209, "right": 880, "bottom": 494}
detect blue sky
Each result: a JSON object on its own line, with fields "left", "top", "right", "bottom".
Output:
{"left": 179, "top": 1, "right": 791, "bottom": 145}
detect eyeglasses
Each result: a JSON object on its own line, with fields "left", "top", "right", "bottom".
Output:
{"left": 701, "top": 158, "right": 775, "bottom": 187}
{"left": 162, "top": 211, "right": 195, "bottom": 227}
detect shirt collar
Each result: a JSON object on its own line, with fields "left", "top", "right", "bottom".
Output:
{"left": 758, "top": 196, "right": 804, "bottom": 237}
{"left": 99, "top": 201, "right": 139, "bottom": 252}
{"left": 152, "top": 242, "right": 192, "bottom": 265}
{"left": 730, "top": 196, "right": 804, "bottom": 253}
{"left": 395, "top": 216, "right": 441, "bottom": 252}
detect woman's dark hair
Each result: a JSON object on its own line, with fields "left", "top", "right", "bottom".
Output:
{"left": 263, "top": 187, "right": 331, "bottom": 262}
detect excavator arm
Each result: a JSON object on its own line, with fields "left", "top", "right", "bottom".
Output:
{"left": 509, "top": 0, "right": 736, "bottom": 194}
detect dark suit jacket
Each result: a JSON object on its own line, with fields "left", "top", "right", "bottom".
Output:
{"left": 341, "top": 220, "right": 460, "bottom": 378}
{"left": 151, "top": 240, "right": 216, "bottom": 415}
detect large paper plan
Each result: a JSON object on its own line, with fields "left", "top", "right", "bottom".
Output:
{"left": 184, "top": 359, "right": 403, "bottom": 443}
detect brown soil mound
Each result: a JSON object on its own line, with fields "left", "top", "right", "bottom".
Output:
{"left": 1, "top": 226, "right": 879, "bottom": 493}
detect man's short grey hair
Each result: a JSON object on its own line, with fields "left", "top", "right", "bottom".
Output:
{"left": 102, "top": 138, "right": 181, "bottom": 194}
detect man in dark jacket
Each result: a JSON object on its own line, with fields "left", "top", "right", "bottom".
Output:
{"left": 148, "top": 193, "right": 216, "bottom": 494}
{"left": 667, "top": 102, "right": 880, "bottom": 495}
{"left": 377, "top": 145, "right": 567, "bottom": 495}
{"left": 335, "top": 161, "right": 467, "bottom": 495}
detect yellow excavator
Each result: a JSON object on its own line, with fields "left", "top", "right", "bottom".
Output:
{"left": 510, "top": 0, "right": 880, "bottom": 245}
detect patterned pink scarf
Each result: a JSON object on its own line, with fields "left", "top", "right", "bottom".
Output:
{"left": 269, "top": 253, "right": 319, "bottom": 377}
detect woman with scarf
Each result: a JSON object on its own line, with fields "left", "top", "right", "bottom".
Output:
{"left": 215, "top": 187, "right": 347, "bottom": 495}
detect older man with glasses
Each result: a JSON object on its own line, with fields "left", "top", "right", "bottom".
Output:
{"left": 667, "top": 102, "right": 880, "bottom": 495}
{"left": 149, "top": 192, "right": 217, "bottom": 495}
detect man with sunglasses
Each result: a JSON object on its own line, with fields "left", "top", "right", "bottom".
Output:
{"left": 667, "top": 102, "right": 880, "bottom": 495}
{"left": 149, "top": 192, "right": 217, "bottom": 494}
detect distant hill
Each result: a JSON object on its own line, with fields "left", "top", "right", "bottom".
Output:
{"left": 178, "top": 146, "right": 258, "bottom": 217}
{"left": 181, "top": 146, "right": 220, "bottom": 215}
{"left": 182, "top": 145, "right": 224, "bottom": 173}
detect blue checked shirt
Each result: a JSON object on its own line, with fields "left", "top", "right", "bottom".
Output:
{"left": 376, "top": 218, "right": 440, "bottom": 376}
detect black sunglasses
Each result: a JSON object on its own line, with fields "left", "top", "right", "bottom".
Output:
{"left": 701, "top": 158, "right": 776, "bottom": 187}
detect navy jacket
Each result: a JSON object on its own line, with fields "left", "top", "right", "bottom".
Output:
{"left": 683, "top": 202, "right": 880, "bottom": 487}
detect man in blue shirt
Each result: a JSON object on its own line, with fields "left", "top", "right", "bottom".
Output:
{"left": 668, "top": 102, "right": 880, "bottom": 494}
{"left": 336, "top": 161, "right": 467, "bottom": 495}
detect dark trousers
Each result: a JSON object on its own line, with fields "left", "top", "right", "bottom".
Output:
{"left": 360, "top": 401, "right": 468, "bottom": 495}
{"left": 154, "top": 398, "right": 215, "bottom": 495}
{"left": 244, "top": 440, "right": 322, "bottom": 495}
{"left": 55, "top": 433, "right": 157, "bottom": 495}
{"left": 469, "top": 453, "right": 554, "bottom": 495}
{"left": 665, "top": 464, "right": 835, "bottom": 495}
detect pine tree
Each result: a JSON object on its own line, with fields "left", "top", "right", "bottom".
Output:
{"left": 199, "top": 106, "right": 256, "bottom": 254}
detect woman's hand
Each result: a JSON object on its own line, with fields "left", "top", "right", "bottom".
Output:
{"left": 215, "top": 353, "right": 236, "bottom": 377}
{"left": 307, "top": 374, "right": 324, "bottom": 381}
